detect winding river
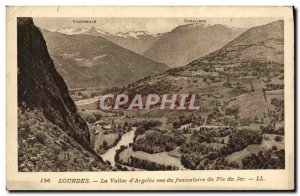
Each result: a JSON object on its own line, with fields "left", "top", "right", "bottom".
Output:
{"left": 101, "top": 127, "right": 185, "bottom": 170}
{"left": 101, "top": 128, "right": 136, "bottom": 166}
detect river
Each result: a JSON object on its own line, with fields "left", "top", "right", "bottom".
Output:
{"left": 101, "top": 127, "right": 185, "bottom": 170}
{"left": 101, "top": 128, "right": 136, "bottom": 166}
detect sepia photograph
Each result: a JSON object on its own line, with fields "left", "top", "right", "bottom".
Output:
{"left": 6, "top": 6, "right": 294, "bottom": 191}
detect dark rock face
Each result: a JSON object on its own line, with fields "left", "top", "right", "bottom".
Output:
{"left": 17, "top": 18, "right": 91, "bottom": 151}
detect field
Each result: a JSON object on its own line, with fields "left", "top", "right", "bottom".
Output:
{"left": 227, "top": 91, "right": 275, "bottom": 119}
{"left": 225, "top": 134, "right": 284, "bottom": 166}
{"left": 119, "top": 147, "right": 185, "bottom": 169}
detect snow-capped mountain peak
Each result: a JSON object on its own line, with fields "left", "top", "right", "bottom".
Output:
{"left": 56, "top": 27, "right": 77, "bottom": 35}
{"left": 74, "top": 27, "right": 90, "bottom": 34}
{"left": 115, "top": 30, "right": 156, "bottom": 38}
{"left": 48, "top": 26, "right": 159, "bottom": 38}
{"left": 83, "top": 27, "right": 107, "bottom": 35}
{"left": 54, "top": 27, "right": 89, "bottom": 35}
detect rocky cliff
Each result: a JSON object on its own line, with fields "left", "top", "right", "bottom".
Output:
{"left": 17, "top": 18, "right": 92, "bottom": 152}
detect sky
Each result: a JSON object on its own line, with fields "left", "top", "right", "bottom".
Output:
{"left": 33, "top": 17, "right": 282, "bottom": 34}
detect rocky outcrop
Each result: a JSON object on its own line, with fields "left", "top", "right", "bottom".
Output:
{"left": 17, "top": 18, "right": 92, "bottom": 151}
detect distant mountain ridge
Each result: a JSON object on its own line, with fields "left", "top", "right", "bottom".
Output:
{"left": 46, "top": 24, "right": 246, "bottom": 67}
{"left": 50, "top": 26, "right": 159, "bottom": 37}
{"left": 143, "top": 23, "right": 247, "bottom": 67}
{"left": 40, "top": 29, "right": 168, "bottom": 88}
{"left": 48, "top": 27, "right": 161, "bottom": 55}
{"left": 81, "top": 27, "right": 162, "bottom": 54}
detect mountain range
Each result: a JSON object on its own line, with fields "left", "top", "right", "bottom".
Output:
{"left": 48, "top": 26, "right": 161, "bottom": 55}
{"left": 41, "top": 20, "right": 283, "bottom": 94}
{"left": 40, "top": 29, "right": 168, "bottom": 88}
{"left": 46, "top": 24, "right": 246, "bottom": 68}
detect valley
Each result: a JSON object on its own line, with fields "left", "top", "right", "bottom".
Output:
{"left": 72, "top": 20, "right": 285, "bottom": 171}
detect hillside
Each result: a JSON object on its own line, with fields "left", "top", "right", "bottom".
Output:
{"left": 40, "top": 29, "right": 168, "bottom": 88}
{"left": 17, "top": 18, "right": 109, "bottom": 171}
{"left": 195, "top": 20, "right": 284, "bottom": 64}
{"left": 126, "top": 20, "right": 284, "bottom": 120}
{"left": 144, "top": 23, "right": 246, "bottom": 67}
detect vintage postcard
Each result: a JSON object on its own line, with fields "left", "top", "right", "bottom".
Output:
{"left": 6, "top": 6, "right": 294, "bottom": 190}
